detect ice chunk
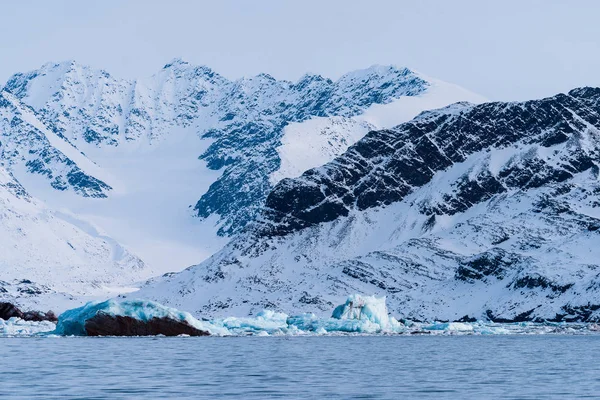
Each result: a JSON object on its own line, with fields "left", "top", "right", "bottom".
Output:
{"left": 330, "top": 294, "right": 403, "bottom": 332}
{"left": 284, "top": 295, "right": 404, "bottom": 333}
{"left": 0, "top": 317, "right": 56, "bottom": 337}
{"left": 425, "top": 322, "right": 474, "bottom": 332}
{"left": 287, "top": 313, "right": 388, "bottom": 334}
{"left": 53, "top": 299, "right": 227, "bottom": 336}
{"left": 220, "top": 310, "right": 289, "bottom": 335}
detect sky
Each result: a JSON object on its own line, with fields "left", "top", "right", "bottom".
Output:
{"left": 1, "top": 0, "right": 600, "bottom": 101}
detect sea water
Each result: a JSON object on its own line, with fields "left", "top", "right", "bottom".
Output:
{"left": 1, "top": 335, "right": 599, "bottom": 399}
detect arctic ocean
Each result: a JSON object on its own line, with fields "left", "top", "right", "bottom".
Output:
{"left": 1, "top": 336, "right": 599, "bottom": 399}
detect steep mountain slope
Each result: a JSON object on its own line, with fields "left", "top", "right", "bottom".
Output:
{"left": 137, "top": 88, "right": 600, "bottom": 322}
{"left": 1, "top": 60, "right": 484, "bottom": 277}
{"left": 0, "top": 166, "right": 145, "bottom": 311}
{"left": 193, "top": 67, "right": 485, "bottom": 234}
{"left": 0, "top": 91, "right": 112, "bottom": 197}
{"left": 270, "top": 76, "right": 485, "bottom": 184}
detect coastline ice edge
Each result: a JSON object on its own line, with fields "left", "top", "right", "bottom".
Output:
{"left": 2, "top": 295, "right": 600, "bottom": 337}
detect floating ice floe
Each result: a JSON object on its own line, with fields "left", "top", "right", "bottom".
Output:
{"left": 0, "top": 317, "right": 56, "bottom": 337}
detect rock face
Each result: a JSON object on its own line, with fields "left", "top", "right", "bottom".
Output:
{"left": 260, "top": 89, "right": 600, "bottom": 236}
{"left": 0, "top": 302, "right": 23, "bottom": 320}
{"left": 0, "top": 302, "right": 57, "bottom": 322}
{"left": 135, "top": 87, "right": 600, "bottom": 322}
{"left": 192, "top": 66, "right": 430, "bottom": 234}
{"left": 21, "top": 310, "right": 58, "bottom": 322}
{"left": 84, "top": 312, "right": 208, "bottom": 336}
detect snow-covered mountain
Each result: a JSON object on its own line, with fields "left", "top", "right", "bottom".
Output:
{"left": 3, "top": 61, "right": 485, "bottom": 234}
{"left": 0, "top": 59, "right": 483, "bottom": 309}
{"left": 0, "top": 91, "right": 112, "bottom": 197}
{"left": 0, "top": 165, "right": 144, "bottom": 311}
{"left": 137, "top": 87, "right": 600, "bottom": 323}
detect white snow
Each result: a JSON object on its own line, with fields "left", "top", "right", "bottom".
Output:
{"left": 0, "top": 166, "right": 145, "bottom": 304}
{"left": 271, "top": 75, "right": 487, "bottom": 184}
{"left": 271, "top": 117, "right": 374, "bottom": 184}
{"left": 356, "top": 73, "right": 487, "bottom": 128}
{"left": 16, "top": 126, "right": 228, "bottom": 278}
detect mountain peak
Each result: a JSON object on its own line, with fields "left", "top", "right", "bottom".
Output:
{"left": 37, "top": 59, "right": 91, "bottom": 75}
{"left": 162, "top": 57, "right": 190, "bottom": 69}
{"left": 336, "top": 64, "right": 417, "bottom": 86}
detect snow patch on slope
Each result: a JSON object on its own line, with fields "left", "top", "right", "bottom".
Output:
{"left": 271, "top": 117, "right": 374, "bottom": 184}
{"left": 0, "top": 166, "right": 146, "bottom": 311}
{"left": 271, "top": 76, "right": 487, "bottom": 184}
{"left": 15, "top": 125, "right": 228, "bottom": 275}
{"left": 356, "top": 74, "right": 487, "bottom": 128}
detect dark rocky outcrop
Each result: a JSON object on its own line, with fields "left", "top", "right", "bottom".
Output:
{"left": 0, "top": 302, "right": 23, "bottom": 320}
{"left": 547, "top": 304, "right": 600, "bottom": 323}
{"left": 259, "top": 88, "right": 600, "bottom": 237}
{"left": 486, "top": 308, "right": 538, "bottom": 323}
{"left": 0, "top": 302, "right": 57, "bottom": 322}
{"left": 22, "top": 310, "right": 58, "bottom": 322}
{"left": 455, "top": 249, "right": 523, "bottom": 282}
{"left": 194, "top": 67, "right": 428, "bottom": 235}
{"left": 83, "top": 312, "right": 209, "bottom": 336}
{"left": 456, "top": 315, "right": 478, "bottom": 323}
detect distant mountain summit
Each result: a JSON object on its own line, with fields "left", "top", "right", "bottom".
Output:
{"left": 0, "top": 90, "right": 112, "bottom": 197}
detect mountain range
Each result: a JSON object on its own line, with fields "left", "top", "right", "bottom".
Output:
{"left": 136, "top": 87, "right": 600, "bottom": 323}
{"left": 0, "top": 59, "right": 485, "bottom": 311}
{"left": 6, "top": 59, "right": 600, "bottom": 323}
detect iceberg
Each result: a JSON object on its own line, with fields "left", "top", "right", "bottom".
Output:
{"left": 286, "top": 294, "right": 405, "bottom": 334}
{"left": 331, "top": 294, "right": 403, "bottom": 332}
{"left": 221, "top": 310, "right": 290, "bottom": 334}
{"left": 53, "top": 299, "right": 225, "bottom": 336}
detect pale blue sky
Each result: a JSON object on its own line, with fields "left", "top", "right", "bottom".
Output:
{"left": 1, "top": 0, "right": 599, "bottom": 101}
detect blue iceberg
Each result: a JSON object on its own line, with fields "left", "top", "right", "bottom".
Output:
{"left": 288, "top": 294, "right": 404, "bottom": 334}
{"left": 53, "top": 299, "right": 227, "bottom": 336}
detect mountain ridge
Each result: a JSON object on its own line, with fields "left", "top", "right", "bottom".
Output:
{"left": 134, "top": 86, "right": 600, "bottom": 322}
{"left": 0, "top": 59, "right": 485, "bottom": 310}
